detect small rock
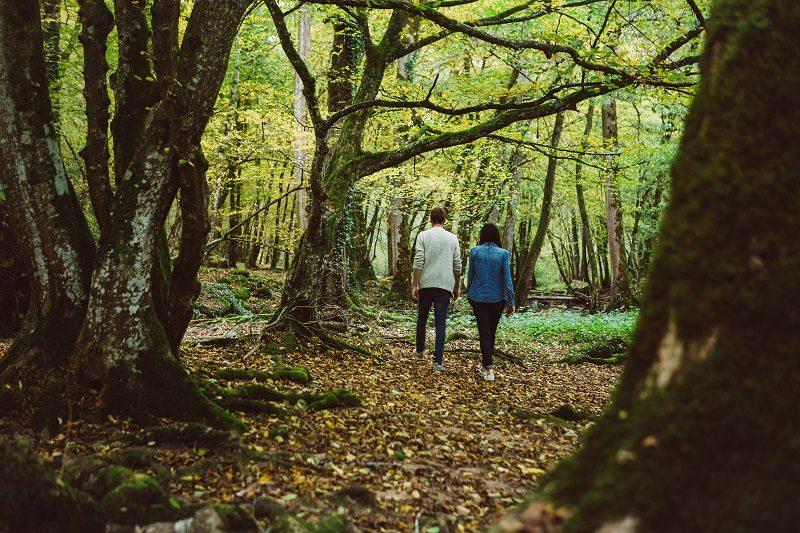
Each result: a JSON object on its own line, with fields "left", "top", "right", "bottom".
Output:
{"left": 188, "top": 506, "right": 225, "bottom": 533}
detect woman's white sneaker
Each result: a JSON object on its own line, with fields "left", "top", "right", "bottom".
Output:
{"left": 483, "top": 368, "right": 495, "bottom": 381}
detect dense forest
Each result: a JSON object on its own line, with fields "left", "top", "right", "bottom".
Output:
{"left": 2, "top": 0, "right": 798, "bottom": 531}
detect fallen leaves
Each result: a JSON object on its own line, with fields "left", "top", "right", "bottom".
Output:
{"left": 0, "top": 301, "right": 622, "bottom": 531}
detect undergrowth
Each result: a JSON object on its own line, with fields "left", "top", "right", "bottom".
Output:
{"left": 502, "top": 309, "right": 639, "bottom": 364}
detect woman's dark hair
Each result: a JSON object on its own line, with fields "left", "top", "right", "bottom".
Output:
{"left": 430, "top": 206, "right": 447, "bottom": 224}
{"left": 478, "top": 223, "right": 502, "bottom": 246}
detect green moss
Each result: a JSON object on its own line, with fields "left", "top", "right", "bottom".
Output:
{"left": 446, "top": 330, "right": 470, "bottom": 342}
{"left": 280, "top": 331, "right": 299, "bottom": 351}
{"left": 229, "top": 383, "right": 286, "bottom": 402}
{"left": 231, "top": 286, "right": 251, "bottom": 301}
{"left": 99, "top": 472, "right": 176, "bottom": 525}
{"left": 273, "top": 364, "right": 312, "bottom": 384}
{"left": 219, "top": 397, "right": 287, "bottom": 416}
{"left": 213, "top": 365, "right": 312, "bottom": 385}
{"left": 263, "top": 340, "right": 283, "bottom": 355}
{"left": 307, "top": 389, "right": 361, "bottom": 411}
{"left": 0, "top": 445, "right": 103, "bottom": 532}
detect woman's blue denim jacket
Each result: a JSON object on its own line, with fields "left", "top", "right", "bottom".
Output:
{"left": 466, "top": 243, "right": 515, "bottom": 305}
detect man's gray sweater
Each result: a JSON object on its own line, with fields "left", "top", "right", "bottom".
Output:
{"left": 413, "top": 227, "right": 462, "bottom": 293}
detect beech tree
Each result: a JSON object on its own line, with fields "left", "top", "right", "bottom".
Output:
{"left": 264, "top": 0, "right": 701, "bottom": 332}
{"left": 0, "top": 0, "right": 252, "bottom": 428}
{"left": 493, "top": 0, "right": 800, "bottom": 529}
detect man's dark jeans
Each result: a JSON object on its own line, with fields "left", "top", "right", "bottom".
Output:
{"left": 416, "top": 288, "right": 451, "bottom": 365}
{"left": 468, "top": 298, "right": 505, "bottom": 369}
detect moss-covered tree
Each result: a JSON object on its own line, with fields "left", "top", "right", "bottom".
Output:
{"left": 493, "top": 0, "right": 800, "bottom": 530}
{"left": 0, "top": 0, "right": 252, "bottom": 428}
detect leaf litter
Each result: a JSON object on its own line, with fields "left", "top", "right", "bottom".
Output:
{"left": 0, "top": 296, "right": 623, "bottom": 531}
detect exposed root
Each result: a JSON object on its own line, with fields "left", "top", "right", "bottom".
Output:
{"left": 213, "top": 365, "right": 312, "bottom": 385}
{"left": 126, "top": 422, "right": 235, "bottom": 446}
{"left": 263, "top": 308, "right": 380, "bottom": 360}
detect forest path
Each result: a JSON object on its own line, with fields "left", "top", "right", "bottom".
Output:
{"left": 181, "top": 320, "right": 621, "bottom": 531}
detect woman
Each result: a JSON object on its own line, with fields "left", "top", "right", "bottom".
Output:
{"left": 466, "top": 223, "right": 515, "bottom": 381}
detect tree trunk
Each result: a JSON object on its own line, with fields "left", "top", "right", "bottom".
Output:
{"left": 389, "top": 18, "right": 418, "bottom": 291}
{"left": 496, "top": 2, "right": 800, "bottom": 530}
{"left": 602, "top": 98, "right": 635, "bottom": 308}
{"left": 0, "top": 198, "right": 29, "bottom": 337}
{"left": 514, "top": 112, "right": 565, "bottom": 306}
{"left": 0, "top": 1, "right": 95, "bottom": 408}
{"left": 1, "top": 0, "right": 252, "bottom": 429}
{"left": 575, "top": 104, "right": 599, "bottom": 290}
{"left": 293, "top": 7, "right": 311, "bottom": 231}
{"left": 504, "top": 145, "right": 524, "bottom": 259}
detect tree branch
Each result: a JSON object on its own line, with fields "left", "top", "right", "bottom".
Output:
{"left": 263, "top": 0, "right": 324, "bottom": 133}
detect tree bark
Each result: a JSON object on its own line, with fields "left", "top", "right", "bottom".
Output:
{"left": 78, "top": 0, "right": 114, "bottom": 230}
{"left": 496, "top": 1, "right": 800, "bottom": 530}
{"left": 0, "top": 0, "right": 252, "bottom": 429}
{"left": 0, "top": 1, "right": 95, "bottom": 407}
{"left": 514, "top": 111, "right": 565, "bottom": 306}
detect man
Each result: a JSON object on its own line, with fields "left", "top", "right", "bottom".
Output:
{"left": 412, "top": 207, "right": 462, "bottom": 373}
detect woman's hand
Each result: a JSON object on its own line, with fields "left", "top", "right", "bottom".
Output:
{"left": 505, "top": 305, "right": 516, "bottom": 316}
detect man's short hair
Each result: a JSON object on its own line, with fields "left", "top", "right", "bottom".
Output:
{"left": 430, "top": 207, "right": 447, "bottom": 224}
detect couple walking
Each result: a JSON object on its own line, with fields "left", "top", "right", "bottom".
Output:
{"left": 411, "top": 207, "right": 516, "bottom": 381}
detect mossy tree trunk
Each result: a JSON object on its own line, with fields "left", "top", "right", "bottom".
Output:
{"left": 0, "top": 2, "right": 96, "bottom": 406}
{"left": 496, "top": 1, "right": 800, "bottom": 530}
{"left": 0, "top": 0, "right": 252, "bottom": 429}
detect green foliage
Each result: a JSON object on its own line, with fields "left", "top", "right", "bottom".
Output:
{"left": 505, "top": 309, "right": 638, "bottom": 363}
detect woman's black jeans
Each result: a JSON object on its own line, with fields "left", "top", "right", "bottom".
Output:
{"left": 416, "top": 288, "right": 451, "bottom": 364}
{"left": 468, "top": 298, "right": 505, "bottom": 369}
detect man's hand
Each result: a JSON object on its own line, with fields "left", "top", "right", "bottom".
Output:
{"left": 412, "top": 284, "right": 419, "bottom": 301}
{"left": 505, "top": 305, "right": 516, "bottom": 316}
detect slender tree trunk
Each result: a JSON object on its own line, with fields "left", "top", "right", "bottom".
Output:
{"left": 495, "top": 3, "right": 800, "bottom": 530}
{"left": 575, "top": 104, "right": 599, "bottom": 290}
{"left": 505, "top": 146, "right": 524, "bottom": 259}
{"left": 602, "top": 98, "right": 634, "bottom": 308}
{"left": 293, "top": 7, "right": 311, "bottom": 231}
{"left": 514, "top": 111, "right": 565, "bottom": 306}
